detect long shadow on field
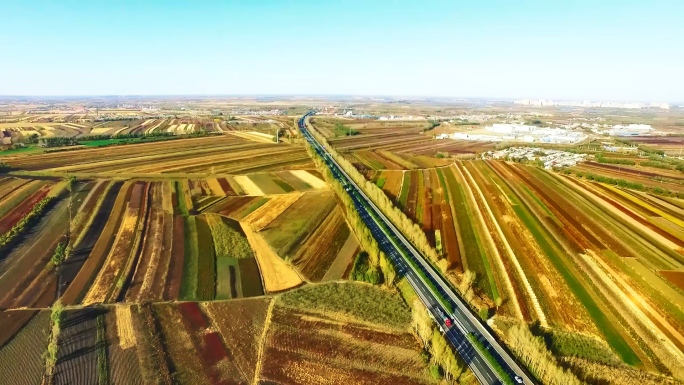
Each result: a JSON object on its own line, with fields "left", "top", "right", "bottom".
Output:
{"left": 57, "top": 182, "right": 122, "bottom": 298}
{"left": 60, "top": 307, "right": 106, "bottom": 329}
{"left": 0, "top": 200, "right": 61, "bottom": 268}
{"left": 55, "top": 308, "right": 107, "bottom": 384}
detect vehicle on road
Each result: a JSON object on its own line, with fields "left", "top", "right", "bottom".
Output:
{"left": 298, "top": 112, "right": 533, "bottom": 385}
{"left": 514, "top": 375, "right": 524, "bottom": 384}
{"left": 435, "top": 306, "right": 453, "bottom": 328}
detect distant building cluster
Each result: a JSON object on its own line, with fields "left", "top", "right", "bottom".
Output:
{"left": 378, "top": 115, "right": 426, "bottom": 121}
{"left": 514, "top": 99, "right": 670, "bottom": 110}
{"left": 229, "top": 108, "right": 285, "bottom": 116}
{"left": 437, "top": 123, "right": 587, "bottom": 144}
{"left": 484, "top": 147, "right": 586, "bottom": 169}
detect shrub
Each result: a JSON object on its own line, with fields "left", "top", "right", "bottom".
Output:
{"left": 350, "top": 251, "right": 370, "bottom": 281}
{"left": 478, "top": 307, "right": 490, "bottom": 321}
{"left": 429, "top": 364, "right": 443, "bottom": 379}
{"left": 0, "top": 196, "right": 55, "bottom": 254}
{"left": 51, "top": 242, "right": 67, "bottom": 267}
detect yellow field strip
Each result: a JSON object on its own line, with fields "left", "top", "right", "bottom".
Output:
{"left": 83, "top": 201, "right": 140, "bottom": 305}
{"left": 131, "top": 147, "right": 298, "bottom": 174}
{"left": 0, "top": 122, "right": 60, "bottom": 128}
{"left": 145, "top": 119, "right": 166, "bottom": 134}
{"left": 112, "top": 126, "right": 130, "bottom": 136}
{"left": 90, "top": 126, "right": 113, "bottom": 135}
{"left": 243, "top": 192, "right": 303, "bottom": 231}
{"left": 228, "top": 131, "right": 275, "bottom": 144}
{"left": 584, "top": 250, "right": 684, "bottom": 373}
{"left": 241, "top": 223, "right": 303, "bottom": 293}
{"left": 234, "top": 175, "right": 264, "bottom": 195}
{"left": 289, "top": 170, "right": 327, "bottom": 189}
{"left": 115, "top": 304, "right": 137, "bottom": 349}
{"left": 572, "top": 179, "right": 682, "bottom": 253}
{"left": 206, "top": 177, "right": 226, "bottom": 196}
{"left": 605, "top": 185, "right": 684, "bottom": 228}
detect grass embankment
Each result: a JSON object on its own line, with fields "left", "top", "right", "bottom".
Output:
{"left": 398, "top": 172, "right": 410, "bottom": 209}
{"left": 435, "top": 168, "right": 450, "bottom": 203}
{"left": 0, "top": 145, "right": 43, "bottom": 157}
{"left": 206, "top": 213, "right": 252, "bottom": 258}
{"left": 96, "top": 314, "right": 108, "bottom": 385}
{"left": 206, "top": 214, "right": 252, "bottom": 299}
{"left": 180, "top": 216, "right": 199, "bottom": 300}
{"left": 279, "top": 282, "right": 411, "bottom": 329}
{"left": 195, "top": 216, "right": 216, "bottom": 300}
{"left": 81, "top": 139, "right": 129, "bottom": 147}
{"left": 44, "top": 301, "right": 64, "bottom": 381}
{"left": 175, "top": 181, "right": 189, "bottom": 216}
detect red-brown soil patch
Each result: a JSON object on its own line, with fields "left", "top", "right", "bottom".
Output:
{"left": 164, "top": 215, "right": 185, "bottom": 300}
{"left": 660, "top": 270, "right": 684, "bottom": 291}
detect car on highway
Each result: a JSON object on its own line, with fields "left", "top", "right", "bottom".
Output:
{"left": 514, "top": 375, "right": 524, "bottom": 384}
{"left": 435, "top": 306, "right": 453, "bottom": 328}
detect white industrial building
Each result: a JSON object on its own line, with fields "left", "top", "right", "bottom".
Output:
{"left": 606, "top": 124, "right": 653, "bottom": 136}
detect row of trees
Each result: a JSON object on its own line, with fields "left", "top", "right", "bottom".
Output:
{"left": 304, "top": 119, "right": 470, "bottom": 383}
{"left": 0, "top": 196, "right": 55, "bottom": 254}
{"left": 43, "top": 301, "right": 64, "bottom": 384}
{"left": 306, "top": 120, "right": 443, "bottom": 265}
{"left": 305, "top": 143, "right": 397, "bottom": 286}
{"left": 594, "top": 153, "right": 636, "bottom": 165}
{"left": 411, "top": 299, "right": 467, "bottom": 382}
{"left": 39, "top": 131, "right": 211, "bottom": 148}
{"left": 507, "top": 324, "right": 583, "bottom": 385}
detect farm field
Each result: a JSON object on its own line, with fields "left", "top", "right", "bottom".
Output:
{"left": 5, "top": 106, "right": 684, "bottom": 385}
{"left": 364, "top": 159, "right": 684, "bottom": 381}
{"left": 569, "top": 161, "right": 684, "bottom": 194}
{"left": 0, "top": 283, "right": 439, "bottom": 385}
{"left": 1, "top": 179, "right": 356, "bottom": 306}
{"left": 0, "top": 117, "right": 239, "bottom": 142}
{"left": 3, "top": 135, "right": 314, "bottom": 176}
{"left": 310, "top": 117, "right": 493, "bottom": 171}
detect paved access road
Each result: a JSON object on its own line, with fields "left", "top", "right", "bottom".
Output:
{"left": 298, "top": 112, "right": 535, "bottom": 385}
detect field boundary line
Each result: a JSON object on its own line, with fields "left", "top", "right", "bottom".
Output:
{"left": 456, "top": 163, "right": 525, "bottom": 321}
{"left": 583, "top": 250, "right": 684, "bottom": 369}
{"left": 252, "top": 298, "right": 275, "bottom": 385}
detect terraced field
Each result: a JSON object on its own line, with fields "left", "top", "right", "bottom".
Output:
{"left": 363, "top": 158, "right": 684, "bottom": 381}
{"left": 4, "top": 135, "right": 314, "bottom": 176}
{"left": 1, "top": 282, "right": 436, "bottom": 385}
{"left": 310, "top": 117, "right": 492, "bottom": 171}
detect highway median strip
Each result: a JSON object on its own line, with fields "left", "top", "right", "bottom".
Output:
{"left": 467, "top": 333, "right": 516, "bottom": 385}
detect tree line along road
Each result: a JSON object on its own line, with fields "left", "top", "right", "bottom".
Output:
{"left": 298, "top": 112, "right": 535, "bottom": 385}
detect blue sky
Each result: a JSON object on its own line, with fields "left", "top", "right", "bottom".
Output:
{"left": 1, "top": 0, "right": 682, "bottom": 101}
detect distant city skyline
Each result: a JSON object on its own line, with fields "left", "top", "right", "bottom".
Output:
{"left": 1, "top": 0, "right": 682, "bottom": 101}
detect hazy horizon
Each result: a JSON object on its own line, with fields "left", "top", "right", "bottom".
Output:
{"left": 1, "top": 0, "right": 682, "bottom": 101}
